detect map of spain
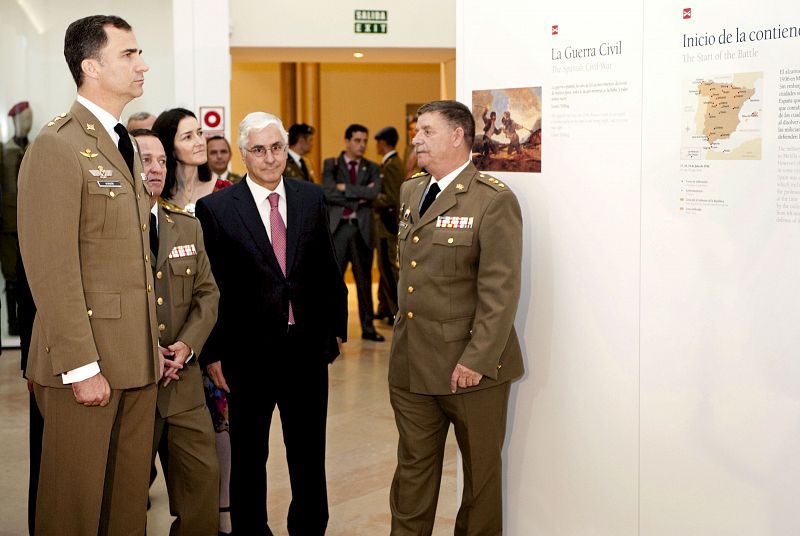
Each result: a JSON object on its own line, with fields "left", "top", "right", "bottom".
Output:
{"left": 682, "top": 72, "right": 762, "bottom": 160}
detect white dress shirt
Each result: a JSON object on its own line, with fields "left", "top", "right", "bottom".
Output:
{"left": 246, "top": 175, "right": 288, "bottom": 242}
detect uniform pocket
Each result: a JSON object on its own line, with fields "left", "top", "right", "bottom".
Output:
{"left": 431, "top": 230, "right": 474, "bottom": 276}
{"left": 84, "top": 290, "right": 122, "bottom": 319}
{"left": 442, "top": 316, "right": 474, "bottom": 342}
{"left": 169, "top": 257, "right": 198, "bottom": 303}
{"left": 84, "top": 180, "right": 132, "bottom": 238}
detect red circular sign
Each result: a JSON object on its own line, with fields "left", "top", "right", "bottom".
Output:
{"left": 204, "top": 111, "right": 221, "bottom": 128}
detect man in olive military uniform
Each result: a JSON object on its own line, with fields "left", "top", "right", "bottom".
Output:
{"left": 388, "top": 100, "right": 524, "bottom": 536}
{"left": 372, "top": 126, "right": 404, "bottom": 322}
{"left": 17, "top": 16, "right": 163, "bottom": 535}
{"left": 134, "top": 129, "right": 220, "bottom": 535}
{"left": 285, "top": 123, "right": 315, "bottom": 182}
{"left": 207, "top": 136, "right": 243, "bottom": 184}
{"left": 1, "top": 101, "right": 33, "bottom": 335}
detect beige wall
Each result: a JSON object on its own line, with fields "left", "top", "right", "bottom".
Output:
{"left": 230, "top": 62, "right": 281, "bottom": 175}
{"left": 231, "top": 61, "right": 441, "bottom": 177}
{"left": 319, "top": 63, "right": 440, "bottom": 168}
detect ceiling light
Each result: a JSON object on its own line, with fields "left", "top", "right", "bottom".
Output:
{"left": 353, "top": 52, "right": 365, "bottom": 59}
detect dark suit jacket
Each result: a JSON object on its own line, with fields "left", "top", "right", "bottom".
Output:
{"left": 196, "top": 177, "right": 347, "bottom": 380}
{"left": 322, "top": 153, "right": 381, "bottom": 246}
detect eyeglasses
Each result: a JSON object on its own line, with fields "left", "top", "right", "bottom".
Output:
{"left": 243, "top": 142, "right": 287, "bottom": 158}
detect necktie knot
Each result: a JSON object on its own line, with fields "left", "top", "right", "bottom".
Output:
{"left": 268, "top": 192, "right": 280, "bottom": 209}
{"left": 113, "top": 123, "right": 128, "bottom": 138}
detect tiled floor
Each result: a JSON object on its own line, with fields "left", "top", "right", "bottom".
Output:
{"left": 0, "top": 285, "right": 457, "bottom": 535}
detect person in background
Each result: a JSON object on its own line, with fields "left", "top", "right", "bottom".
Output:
{"left": 388, "top": 100, "right": 524, "bottom": 535}
{"left": 197, "top": 111, "right": 347, "bottom": 535}
{"left": 127, "top": 110, "right": 156, "bottom": 131}
{"left": 372, "top": 126, "right": 403, "bottom": 325}
{"left": 153, "top": 108, "right": 232, "bottom": 215}
{"left": 133, "top": 128, "right": 220, "bottom": 536}
{"left": 323, "top": 124, "right": 384, "bottom": 341}
{"left": 207, "top": 135, "right": 243, "bottom": 184}
{"left": 18, "top": 15, "right": 164, "bottom": 534}
{"left": 284, "top": 123, "right": 315, "bottom": 182}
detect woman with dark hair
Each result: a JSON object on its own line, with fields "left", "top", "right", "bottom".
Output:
{"left": 152, "top": 107, "right": 234, "bottom": 533}
{"left": 152, "top": 108, "right": 232, "bottom": 214}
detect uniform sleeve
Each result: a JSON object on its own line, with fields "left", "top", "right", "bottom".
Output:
{"left": 18, "top": 133, "right": 101, "bottom": 375}
{"left": 457, "top": 190, "right": 523, "bottom": 378}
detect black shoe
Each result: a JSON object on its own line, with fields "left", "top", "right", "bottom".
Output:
{"left": 362, "top": 330, "right": 385, "bottom": 342}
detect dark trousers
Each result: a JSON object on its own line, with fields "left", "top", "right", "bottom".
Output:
{"left": 227, "top": 329, "right": 330, "bottom": 536}
{"left": 28, "top": 391, "right": 43, "bottom": 535}
{"left": 376, "top": 234, "right": 399, "bottom": 317}
{"left": 332, "top": 220, "right": 375, "bottom": 333}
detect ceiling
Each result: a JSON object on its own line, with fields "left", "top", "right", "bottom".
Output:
{"left": 231, "top": 47, "right": 455, "bottom": 65}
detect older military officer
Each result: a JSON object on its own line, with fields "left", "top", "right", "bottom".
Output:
{"left": 133, "top": 130, "right": 220, "bottom": 535}
{"left": 17, "top": 15, "right": 163, "bottom": 535}
{"left": 388, "top": 100, "right": 524, "bottom": 536}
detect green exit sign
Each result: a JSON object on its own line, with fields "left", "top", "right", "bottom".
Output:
{"left": 354, "top": 10, "right": 387, "bottom": 34}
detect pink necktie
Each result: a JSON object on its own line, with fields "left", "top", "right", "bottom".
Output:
{"left": 342, "top": 160, "right": 358, "bottom": 218}
{"left": 268, "top": 193, "right": 295, "bottom": 324}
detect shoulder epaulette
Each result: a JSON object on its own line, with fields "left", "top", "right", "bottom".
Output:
{"left": 47, "top": 112, "right": 72, "bottom": 131}
{"left": 476, "top": 173, "right": 510, "bottom": 192}
{"left": 158, "top": 198, "right": 195, "bottom": 218}
{"left": 411, "top": 171, "right": 430, "bottom": 185}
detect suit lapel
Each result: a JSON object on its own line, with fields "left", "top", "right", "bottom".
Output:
{"left": 156, "top": 206, "right": 180, "bottom": 270}
{"left": 416, "top": 164, "right": 478, "bottom": 227}
{"left": 284, "top": 179, "right": 304, "bottom": 275}
{"left": 231, "top": 180, "right": 283, "bottom": 276}
{"left": 71, "top": 102, "right": 134, "bottom": 185}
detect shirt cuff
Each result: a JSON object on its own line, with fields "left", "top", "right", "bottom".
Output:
{"left": 61, "top": 362, "right": 101, "bottom": 384}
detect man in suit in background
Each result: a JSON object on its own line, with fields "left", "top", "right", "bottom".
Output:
{"left": 323, "top": 124, "right": 384, "bottom": 341}
{"left": 133, "top": 129, "right": 220, "bottom": 535}
{"left": 285, "top": 123, "right": 315, "bottom": 182}
{"left": 197, "top": 112, "right": 348, "bottom": 535}
{"left": 207, "top": 136, "right": 243, "bottom": 184}
{"left": 17, "top": 15, "right": 164, "bottom": 535}
{"left": 372, "top": 126, "right": 404, "bottom": 324}
{"left": 388, "top": 100, "right": 524, "bottom": 535}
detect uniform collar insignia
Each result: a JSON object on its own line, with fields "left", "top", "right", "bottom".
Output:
{"left": 86, "top": 123, "right": 96, "bottom": 131}
{"left": 80, "top": 148, "right": 98, "bottom": 159}
{"left": 456, "top": 183, "right": 464, "bottom": 190}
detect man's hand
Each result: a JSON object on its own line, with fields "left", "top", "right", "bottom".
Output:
{"left": 207, "top": 361, "right": 230, "bottom": 393}
{"left": 336, "top": 336, "right": 343, "bottom": 356}
{"left": 72, "top": 372, "right": 111, "bottom": 406}
{"left": 336, "top": 182, "right": 346, "bottom": 192}
{"left": 450, "top": 363, "right": 483, "bottom": 394}
{"left": 161, "top": 341, "right": 190, "bottom": 387}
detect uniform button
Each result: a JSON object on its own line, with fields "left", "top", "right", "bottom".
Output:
{"left": 109, "top": 191, "right": 116, "bottom": 198}
{"left": 157, "top": 297, "right": 164, "bottom": 305}
{"left": 147, "top": 284, "right": 152, "bottom": 292}
{"left": 497, "top": 364, "right": 503, "bottom": 369}
{"left": 410, "top": 260, "right": 417, "bottom": 268}
{"left": 137, "top": 193, "right": 141, "bottom": 199}
{"left": 145, "top": 254, "right": 149, "bottom": 263}
{"left": 45, "top": 346, "right": 50, "bottom": 353}
{"left": 407, "top": 286, "right": 414, "bottom": 294}
{"left": 407, "top": 312, "right": 414, "bottom": 319}
{"left": 87, "top": 309, "right": 93, "bottom": 317}
{"left": 142, "top": 223, "right": 147, "bottom": 231}
{"left": 185, "top": 268, "right": 192, "bottom": 275}
{"left": 447, "top": 237, "right": 454, "bottom": 244}
{"left": 156, "top": 271, "right": 163, "bottom": 280}
{"left": 158, "top": 323, "right": 166, "bottom": 332}
{"left": 412, "top": 236, "right": 420, "bottom": 244}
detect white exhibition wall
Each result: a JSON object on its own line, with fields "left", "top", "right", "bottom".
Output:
{"left": 458, "top": 0, "right": 800, "bottom": 533}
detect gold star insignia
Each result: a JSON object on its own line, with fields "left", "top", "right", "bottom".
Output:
{"left": 79, "top": 148, "right": 98, "bottom": 159}
{"left": 47, "top": 122, "right": 55, "bottom": 127}
{"left": 86, "top": 123, "right": 95, "bottom": 131}
{"left": 456, "top": 183, "right": 464, "bottom": 190}
{"left": 60, "top": 113, "right": 67, "bottom": 118}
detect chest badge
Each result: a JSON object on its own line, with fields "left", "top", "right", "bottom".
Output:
{"left": 89, "top": 165, "right": 113, "bottom": 179}
{"left": 436, "top": 215, "right": 474, "bottom": 229}
{"left": 80, "top": 148, "right": 98, "bottom": 159}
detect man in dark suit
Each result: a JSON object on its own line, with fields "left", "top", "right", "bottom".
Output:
{"left": 389, "top": 101, "right": 524, "bottom": 535}
{"left": 372, "top": 126, "right": 404, "bottom": 323}
{"left": 196, "top": 111, "right": 348, "bottom": 536}
{"left": 17, "top": 15, "right": 163, "bottom": 535}
{"left": 323, "top": 124, "right": 384, "bottom": 341}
